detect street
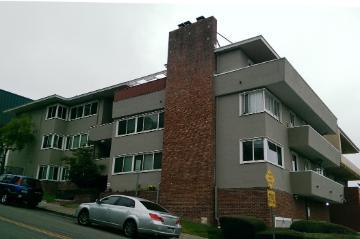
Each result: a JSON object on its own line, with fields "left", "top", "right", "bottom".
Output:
{"left": 0, "top": 204, "right": 129, "bottom": 239}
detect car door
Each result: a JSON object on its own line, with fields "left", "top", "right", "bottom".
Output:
{"left": 90, "top": 196, "right": 119, "bottom": 223}
{"left": 107, "top": 196, "right": 136, "bottom": 227}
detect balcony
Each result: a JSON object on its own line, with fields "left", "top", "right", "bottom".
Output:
{"left": 290, "top": 170, "right": 344, "bottom": 203}
{"left": 214, "top": 58, "right": 338, "bottom": 135}
{"left": 288, "top": 125, "right": 341, "bottom": 167}
{"left": 88, "top": 123, "right": 113, "bottom": 142}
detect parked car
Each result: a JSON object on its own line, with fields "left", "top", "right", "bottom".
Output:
{"left": 75, "top": 195, "right": 181, "bottom": 238}
{"left": 0, "top": 174, "right": 43, "bottom": 207}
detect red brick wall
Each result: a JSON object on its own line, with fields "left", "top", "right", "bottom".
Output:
{"left": 160, "top": 17, "right": 217, "bottom": 223}
{"left": 218, "top": 188, "right": 329, "bottom": 226}
{"left": 114, "top": 78, "right": 166, "bottom": 101}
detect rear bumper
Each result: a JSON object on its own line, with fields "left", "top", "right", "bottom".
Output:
{"left": 139, "top": 225, "right": 181, "bottom": 237}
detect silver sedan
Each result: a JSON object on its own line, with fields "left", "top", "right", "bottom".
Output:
{"left": 75, "top": 195, "right": 181, "bottom": 238}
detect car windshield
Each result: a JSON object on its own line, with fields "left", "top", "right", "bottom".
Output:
{"left": 21, "top": 178, "right": 42, "bottom": 189}
{"left": 140, "top": 201, "right": 168, "bottom": 213}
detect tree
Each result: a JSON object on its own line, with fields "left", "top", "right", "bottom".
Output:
{"left": 0, "top": 115, "right": 34, "bottom": 174}
{"left": 62, "top": 147, "right": 105, "bottom": 189}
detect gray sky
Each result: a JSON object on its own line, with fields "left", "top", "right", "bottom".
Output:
{"left": 0, "top": 2, "right": 360, "bottom": 169}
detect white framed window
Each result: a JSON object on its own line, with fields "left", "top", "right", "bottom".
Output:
{"left": 69, "top": 101, "right": 98, "bottom": 120}
{"left": 46, "top": 104, "right": 68, "bottom": 120}
{"left": 113, "top": 151, "right": 162, "bottom": 174}
{"left": 116, "top": 111, "right": 164, "bottom": 137}
{"left": 239, "top": 89, "right": 281, "bottom": 121}
{"left": 37, "top": 165, "right": 69, "bottom": 181}
{"left": 240, "top": 137, "right": 283, "bottom": 167}
{"left": 66, "top": 133, "right": 88, "bottom": 150}
{"left": 41, "top": 134, "right": 64, "bottom": 150}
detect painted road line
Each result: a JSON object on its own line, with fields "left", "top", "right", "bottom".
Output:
{"left": 0, "top": 215, "right": 72, "bottom": 239}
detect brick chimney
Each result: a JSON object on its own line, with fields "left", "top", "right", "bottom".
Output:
{"left": 160, "top": 16, "right": 217, "bottom": 223}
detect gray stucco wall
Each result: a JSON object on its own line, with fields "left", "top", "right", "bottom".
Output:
{"left": 112, "top": 91, "right": 165, "bottom": 119}
{"left": 215, "top": 93, "right": 292, "bottom": 192}
{"left": 216, "top": 49, "right": 252, "bottom": 73}
{"left": 7, "top": 98, "right": 110, "bottom": 178}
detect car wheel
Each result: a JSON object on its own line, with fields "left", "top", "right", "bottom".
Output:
{"left": 1, "top": 194, "right": 8, "bottom": 205}
{"left": 77, "top": 209, "right": 90, "bottom": 226}
{"left": 123, "top": 219, "right": 137, "bottom": 238}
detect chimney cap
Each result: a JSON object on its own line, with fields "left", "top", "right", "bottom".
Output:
{"left": 184, "top": 21, "right": 191, "bottom": 26}
{"left": 178, "top": 23, "right": 185, "bottom": 28}
{"left": 196, "top": 16, "right": 205, "bottom": 21}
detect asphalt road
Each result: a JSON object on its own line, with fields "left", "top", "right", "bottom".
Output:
{"left": 0, "top": 204, "right": 130, "bottom": 239}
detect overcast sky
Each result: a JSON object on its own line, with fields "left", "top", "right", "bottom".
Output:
{"left": 0, "top": 1, "right": 359, "bottom": 172}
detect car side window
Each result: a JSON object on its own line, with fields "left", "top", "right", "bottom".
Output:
{"left": 2, "top": 175, "right": 14, "bottom": 183}
{"left": 116, "top": 197, "right": 135, "bottom": 208}
{"left": 100, "top": 196, "right": 119, "bottom": 205}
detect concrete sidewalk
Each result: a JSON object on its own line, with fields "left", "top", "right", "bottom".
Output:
{"left": 37, "top": 201, "right": 206, "bottom": 239}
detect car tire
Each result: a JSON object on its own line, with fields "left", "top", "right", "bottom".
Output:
{"left": 1, "top": 194, "right": 9, "bottom": 205}
{"left": 77, "top": 209, "right": 90, "bottom": 226}
{"left": 123, "top": 219, "right": 137, "bottom": 238}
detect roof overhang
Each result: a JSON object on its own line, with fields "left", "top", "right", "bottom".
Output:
{"left": 4, "top": 70, "right": 167, "bottom": 115}
{"left": 339, "top": 128, "right": 359, "bottom": 154}
{"left": 215, "top": 35, "right": 280, "bottom": 63}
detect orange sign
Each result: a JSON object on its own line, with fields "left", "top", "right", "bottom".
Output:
{"left": 265, "top": 169, "right": 275, "bottom": 189}
{"left": 267, "top": 189, "right": 276, "bottom": 208}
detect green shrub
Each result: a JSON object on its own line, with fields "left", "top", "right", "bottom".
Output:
{"left": 256, "top": 229, "right": 304, "bottom": 239}
{"left": 290, "top": 220, "right": 356, "bottom": 235}
{"left": 219, "top": 215, "right": 266, "bottom": 239}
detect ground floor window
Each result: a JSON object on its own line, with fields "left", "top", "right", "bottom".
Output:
{"left": 113, "top": 151, "right": 162, "bottom": 174}
{"left": 37, "top": 165, "right": 70, "bottom": 181}
{"left": 240, "top": 138, "right": 283, "bottom": 167}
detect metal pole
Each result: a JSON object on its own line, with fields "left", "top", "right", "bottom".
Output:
{"left": 271, "top": 208, "right": 275, "bottom": 239}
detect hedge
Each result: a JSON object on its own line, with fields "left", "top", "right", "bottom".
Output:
{"left": 256, "top": 229, "right": 304, "bottom": 239}
{"left": 290, "top": 220, "right": 356, "bottom": 235}
{"left": 219, "top": 215, "right": 266, "bottom": 239}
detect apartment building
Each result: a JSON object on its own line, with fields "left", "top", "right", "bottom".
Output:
{"left": 5, "top": 16, "right": 360, "bottom": 226}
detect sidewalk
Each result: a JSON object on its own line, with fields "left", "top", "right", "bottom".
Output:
{"left": 37, "top": 201, "right": 206, "bottom": 239}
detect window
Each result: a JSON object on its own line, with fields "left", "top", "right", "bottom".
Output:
{"left": 116, "top": 197, "right": 135, "bottom": 208}
{"left": 46, "top": 105, "right": 68, "bottom": 120}
{"left": 289, "top": 112, "right": 295, "bottom": 127}
{"left": 117, "top": 111, "right": 164, "bottom": 136}
{"left": 42, "top": 134, "right": 64, "bottom": 150}
{"left": 38, "top": 165, "right": 69, "bottom": 181}
{"left": 240, "top": 138, "right": 283, "bottom": 167}
{"left": 140, "top": 201, "right": 168, "bottom": 213}
{"left": 101, "top": 196, "right": 119, "bottom": 205}
{"left": 314, "top": 167, "right": 324, "bottom": 176}
{"left": 267, "top": 140, "right": 283, "bottom": 166}
{"left": 240, "top": 89, "right": 281, "bottom": 121}
{"left": 42, "top": 135, "right": 53, "bottom": 149}
{"left": 38, "top": 165, "right": 47, "bottom": 180}
{"left": 291, "top": 154, "right": 298, "bottom": 171}
{"left": 113, "top": 151, "right": 162, "bottom": 174}
{"left": 65, "top": 136, "right": 72, "bottom": 150}
{"left": 72, "top": 135, "right": 81, "bottom": 149}
{"left": 69, "top": 101, "right": 98, "bottom": 120}
{"left": 47, "top": 106, "right": 57, "bottom": 119}
{"left": 80, "top": 134, "right": 88, "bottom": 147}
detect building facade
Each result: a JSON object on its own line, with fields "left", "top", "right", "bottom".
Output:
{"left": 6, "top": 16, "right": 360, "bottom": 225}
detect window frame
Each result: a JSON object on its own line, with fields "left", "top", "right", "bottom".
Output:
{"left": 41, "top": 133, "right": 64, "bottom": 150}
{"left": 239, "top": 88, "right": 282, "bottom": 122}
{"left": 112, "top": 150, "right": 162, "bottom": 175}
{"left": 240, "top": 137, "right": 284, "bottom": 168}
{"left": 45, "top": 104, "right": 68, "bottom": 121}
{"left": 37, "top": 165, "right": 69, "bottom": 181}
{"left": 69, "top": 101, "right": 98, "bottom": 121}
{"left": 116, "top": 110, "right": 164, "bottom": 137}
